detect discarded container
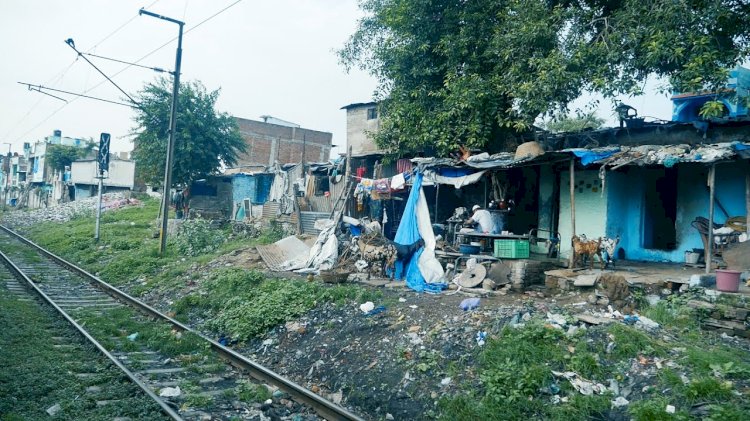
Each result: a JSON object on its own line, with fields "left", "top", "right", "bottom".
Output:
{"left": 716, "top": 269, "right": 741, "bottom": 292}
{"left": 684, "top": 251, "right": 700, "bottom": 264}
{"left": 460, "top": 298, "right": 481, "bottom": 311}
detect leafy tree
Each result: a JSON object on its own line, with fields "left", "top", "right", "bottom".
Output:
{"left": 545, "top": 112, "right": 605, "bottom": 133}
{"left": 46, "top": 143, "right": 93, "bottom": 171}
{"left": 340, "top": 0, "right": 750, "bottom": 156}
{"left": 131, "top": 78, "right": 246, "bottom": 186}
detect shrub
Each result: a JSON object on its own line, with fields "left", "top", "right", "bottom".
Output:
{"left": 174, "top": 218, "right": 225, "bottom": 256}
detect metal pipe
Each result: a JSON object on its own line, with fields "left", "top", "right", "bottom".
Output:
{"left": 143, "top": 9, "right": 185, "bottom": 255}
{"left": 568, "top": 158, "right": 576, "bottom": 268}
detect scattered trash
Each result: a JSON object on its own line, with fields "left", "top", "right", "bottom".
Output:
{"left": 440, "top": 377, "right": 452, "bottom": 386}
{"left": 623, "top": 315, "right": 639, "bottom": 325}
{"left": 552, "top": 371, "right": 608, "bottom": 396}
{"left": 635, "top": 316, "right": 660, "bottom": 331}
{"left": 546, "top": 313, "right": 567, "bottom": 327}
{"left": 398, "top": 297, "right": 407, "bottom": 302}
{"left": 612, "top": 397, "right": 629, "bottom": 407}
{"left": 360, "top": 302, "right": 375, "bottom": 313}
{"left": 386, "top": 413, "right": 394, "bottom": 421}
{"left": 46, "top": 403, "right": 61, "bottom": 416}
{"left": 666, "top": 404, "right": 676, "bottom": 414}
{"left": 407, "top": 332, "right": 423, "bottom": 345}
{"left": 365, "top": 306, "right": 387, "bottom": 316}
{"left": 539, "top": 383, "right": 561, "bottom": 395}
{"left": 476, "top": 331, "right": 487, "bottom": 346}
{"left": 328, "top": 390, "right": 343, "bottom": 405}
{"left": 126, "top": 333, "right": 138, "bottom": 341}
{"left": 460, "top": 298, "right": 481, "bottom": 311}
{"left": 159, "top": 386, "right": 181, "bottom": 397}
{"left": 409, "top": 305, "right": 418, "bottom": 309}
{"left": 262, "top": 338, "right": 274, "bottom": 346}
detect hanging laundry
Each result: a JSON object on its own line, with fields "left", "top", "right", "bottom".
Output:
{"left": 390, "top": 173, "right": 406, "bottom": 190}
{"left": 356, "top": 166, "right": 367, "bottom": 179}
{"left": 373, "top": 178, "right": 390, "bottom": 193}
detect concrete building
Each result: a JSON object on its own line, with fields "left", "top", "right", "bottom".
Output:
{"left": 70, "top": 158, "right": 136, "bottom": 199}
{"left": 232, "top": 117, "right": 333, "bottom": 170}
{"left": 341, "top": 102, "right": 382, "bottom": 157}
{"left": 672, "top": 66, "right": 750, "bottom": 122}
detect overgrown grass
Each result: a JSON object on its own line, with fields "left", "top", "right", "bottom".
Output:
{"left": 21, "top": 199, "right": 378, "bottom": 342}
{"left": 439, "top": 311, "right": 750, "bottom": 421}
{"left": 0, "top": 291, "right": 167, "bottom": 420}
{"left": 174, "top": 268, "right": 381, "bottom": 340}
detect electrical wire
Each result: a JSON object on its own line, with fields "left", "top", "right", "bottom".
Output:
{"left": 12, "top": 0, "right": 243, "bottom": 143}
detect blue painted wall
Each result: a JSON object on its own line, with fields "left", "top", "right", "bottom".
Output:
{"left": 604, "top": 161, "right": 747, "bottom": 262}
{"left": 558, "top": 170, "right": 608, "bottom": 257}
{"left": 231, "top": 173, "right": 275, "bottom": 219}
{"left": 672, "top": 66, "right": 750, "bottom": 122}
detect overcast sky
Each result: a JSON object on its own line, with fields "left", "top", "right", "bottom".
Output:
{"left": 0, "top": 0, "right": 675, "bottom": 157}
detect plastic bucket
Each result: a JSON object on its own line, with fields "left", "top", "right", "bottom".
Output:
{"left": 716, "top": 269, "right": 741, "bottom": 292}
{"left": 685, "top": 251, "right": 700, "bottom": 264}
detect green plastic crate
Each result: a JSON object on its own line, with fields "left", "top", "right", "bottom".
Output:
{"left": 494, "top": 239, "right": 530, "bottom": 259}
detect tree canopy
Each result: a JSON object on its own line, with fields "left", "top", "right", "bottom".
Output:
{"left": 340, "top": 0, "right": 750, "bottom": 156}
{"left": 131, "top": 78, "right": 246, "bottom": 186}
{"left": 46, "top": 143, "right": 93, "bottom": 172}
{"left": 545, "top": 112, "right": 605, "bottom": 133}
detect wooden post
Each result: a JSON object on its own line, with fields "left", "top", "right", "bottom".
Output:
{"left": 568, "top": 158, "right": 576, "bottom": 269}
{"left": 706, "top": 164, "right": 716, "bottom": 274}
{"left": 344, "top": 145, "right": 352, "bottom": 215}
{"left": 434, "top": 183, "right": 439, "bottom": 222}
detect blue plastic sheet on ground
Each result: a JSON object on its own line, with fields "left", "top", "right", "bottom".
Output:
{"left": 394, "top": 173, "right": 427, "bottom": 292}
{"left": 571, "top": 148, "right": 621, "bottom": 166}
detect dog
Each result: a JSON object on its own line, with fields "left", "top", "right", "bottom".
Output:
{"left": 572, "top": 234, "right": 603, "bottom": 270}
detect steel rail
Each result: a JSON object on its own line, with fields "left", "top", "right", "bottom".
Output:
{"left": 0, "top": 248, "right": 183, "bottom": 420}
{"left": 0, "top": 225, "right": 365, "bottom": 421}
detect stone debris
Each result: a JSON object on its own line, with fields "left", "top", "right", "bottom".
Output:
{"left": 1, "top": 193, "right": 140, "bottom": 228}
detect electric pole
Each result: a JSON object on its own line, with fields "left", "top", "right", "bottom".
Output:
{"left": 139, "top": 8, "right": 184, "bottom": 255}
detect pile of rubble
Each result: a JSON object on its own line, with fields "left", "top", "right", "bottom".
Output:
{"left": 0, "top": 193, "right": 141, "bottom": 228}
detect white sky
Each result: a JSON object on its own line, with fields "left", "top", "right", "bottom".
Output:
{"left": 0, "top": 0, "right": 675, "bottom": 158}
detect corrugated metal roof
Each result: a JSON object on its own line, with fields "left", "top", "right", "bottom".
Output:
{"left": 412, "top": 142, "right": 750, "bottom": 171}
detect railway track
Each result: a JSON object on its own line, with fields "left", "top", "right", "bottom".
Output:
{"left": 0, "top": 225, "right": 365, "bottom": 421}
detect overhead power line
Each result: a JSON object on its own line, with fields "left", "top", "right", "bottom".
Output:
{"left": 64, "top": 38, "right": 141, "bottom": 106}
{"left": 82, "top": 52, "right": 169, "bottom": 74}
{"left": 12, "top": 0, "right": 243, "bottom": 143}
{"left": 18, "top": 82, "right": 137, "bottom": 108}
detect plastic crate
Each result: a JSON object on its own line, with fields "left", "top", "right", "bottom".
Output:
{"left": 494, "top": 239, "right": 530, "bottom": 259}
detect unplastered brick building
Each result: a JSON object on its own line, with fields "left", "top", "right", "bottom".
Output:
{"left": 232, "top": 116, "right": 333, "bottom": 170}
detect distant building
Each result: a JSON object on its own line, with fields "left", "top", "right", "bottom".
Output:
{"left": 672, "top": 66, "right": 750, "bottom": 122}
{"left": 340, "top": 102, "right": 382, "bottom": 157}
{"left": 232, "top": 117, "right": 333, "bottom": 170}
{"left": 70, "top": 158, "right": 136, "bottom": 200}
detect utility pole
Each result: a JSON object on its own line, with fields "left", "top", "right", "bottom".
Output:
{"left": 95, "top": 133, "right": 110, "bottom": 242}
{"left": 140, "top": 8, "right": 184, "bottom": 255}
{"left": 2, "top": 143, "right": 10, "bottom": 211}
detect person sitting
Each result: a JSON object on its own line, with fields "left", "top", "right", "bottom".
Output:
{"left": 463, "top": 205, "right": 496, "bottom": 234}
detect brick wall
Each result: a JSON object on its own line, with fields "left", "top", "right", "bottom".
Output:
{"left": 233, "top": 117, "right": 333, "bottom": 168}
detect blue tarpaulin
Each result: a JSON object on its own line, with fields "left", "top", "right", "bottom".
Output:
{"left": 571, "top": 148, "right": 621, "bottom": 166}
{"left": 394, "top": 173, "right": 427, "bottom": 292}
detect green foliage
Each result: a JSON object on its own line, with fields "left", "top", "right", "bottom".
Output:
{"left": 699, "top": 100, "right": 728, "bottom": 119}
{"left": 236, "top": 381, "right": 271, "bottom": 403}
{"left": 544, "top": 112, "right": 605, "bottom": 133}
{"left": 45, "top": 143, "right": 93, "bottom": 172}
{"left": 341, "top": 0, "right": 750, "bottom": 156}
{"left": 174, "top": 218, "right": 226, "bottom": 257}
{"left": 629, "top": 398, "right": 689, "bottom": 421}
{"left": 173, "top": 268, "right": 379, "bottom": 341}
{"left": 130, "top": 78, "right": 246, "bottom": 186}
